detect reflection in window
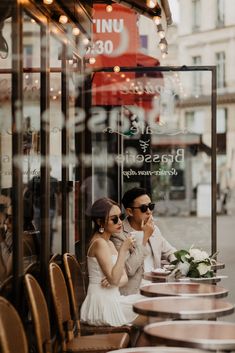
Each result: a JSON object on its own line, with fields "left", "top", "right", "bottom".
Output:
{"left": 192, "top": 0, "right": 200, "bottom": 31}
{"left": 217, "top": 108, "right": 227, "bottom": 134}
{"left": 216, "top": 51, "right": 226, "bottom": 89}
{"left": 24, "top": 45, "right": 33, "bottom": 66}
{"left": 192, "top": 56, "right": 202, "bottom": 96}
{"left": 140, "top": 35, "right": 148, "bottom": 50}
{"left": 216, "top": 108, "right": 227, "bottom": 154}
{"left": 185, "top": 110, "right": 204, "bottom": 134}
{"left": 216, "top": 0, "right": 225, "bottom": 27}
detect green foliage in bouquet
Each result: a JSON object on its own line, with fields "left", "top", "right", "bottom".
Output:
{"left": 171, "top": 247, "right": 215, "bottom": 278}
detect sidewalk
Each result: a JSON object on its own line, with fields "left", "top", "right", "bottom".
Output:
{"left": 157, "top": 214, "right": 235, "bottom": 322}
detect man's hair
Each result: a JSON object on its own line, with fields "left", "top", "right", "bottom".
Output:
{"left": 122, "top": 187, "right": 149, "bottom": 209}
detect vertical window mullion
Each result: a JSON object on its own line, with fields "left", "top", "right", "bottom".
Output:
{"left": 216, "top": 52, "right": 225, "bottom": 88}
{"left": 12, "top": 0, "right": 24, "bottom": 311}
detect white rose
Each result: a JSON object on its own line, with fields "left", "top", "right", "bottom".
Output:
{"left": 198, "top": 262, "right": 211, "bottom": 276}
{"left": 177, "top": 262, "right": 190, "bottom": 276}
{"left": 189, "top": 248, "right": 209, "bottom": 262}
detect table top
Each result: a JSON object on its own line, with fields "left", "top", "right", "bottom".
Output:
{"left": 108, "top": 347, "right": 210, "bottom": 353}
{"left": 144, "top": 320, "right": 235, "bottom": 351}
{"left": 144, "top": 272, "right": 223, "bottom": 284}
{"left": 133, "top": 297, "right": 234, "bottom": 320}
{"left": 140, "top": 282, "right": 229, "bottom": 298}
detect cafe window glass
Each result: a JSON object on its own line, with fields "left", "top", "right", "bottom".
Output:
{"left": 192, "top": 56, "right": 202, "bottom": 96}
{"left": 216, "top": 51, "right": 226, "bottom": 89}
{"left": 216, "top": 0, "right": 225, "bottom": 27}
{"left": 192, "top": 0, "right": 200, "bottom": 31}
{"left": 89, "top": 67, "right": 215, "bottom": 254}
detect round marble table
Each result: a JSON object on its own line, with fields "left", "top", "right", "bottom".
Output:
{"left": 143, "top": 272, "right": 223, "bottom": 284}
{"left": 108, "top": 347, "right": 210, "bottom": 353}
{"left": 133, "top": 296, "right": 234, "bottom": 320}
{"left": 144, "top": 321, "right": 235, "bottom": 351}
{"left": 140, "top": 282, "right": 229, "bottom": 298}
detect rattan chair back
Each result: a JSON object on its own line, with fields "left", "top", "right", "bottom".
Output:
{"left": 49, "top": 263, "right": 130, "bottom": 352}
{"left": 0, "top": 296, "right": 28, "bottom": 353}
{"left": 24, "top": 274, "right": 52, "bottom": 353}
{"left": 63, "top": 253, "right": 86, "bottom": 317}
{"left": 49, "top": 262, "right": 74, "bottom": 345}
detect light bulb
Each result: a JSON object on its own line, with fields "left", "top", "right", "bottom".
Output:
{"left": 113, "top": 66, "right": 120, "bottom": 73}
{"left": 158, "top": 30, "right": 165, "bottom": 39}
{"left": 89, "top": 57, "right": 96, "bottom": 64}
{"left": 106, "top": 5, "right": 113, "bottom": 12}
{"left": 159, "top": 39, "right": 167, "bottom": 51}
{"left": 59, "top": 15, "right": 68, "bottom": 24}
{"left": 159, "top": 43, "right": 166, "bottom": 50}
{"left": 72, "top": 27, "right": 80, "bottom": 36}
{"left": 157, "top": 24, "right": 165, "bottom": 39}
{"left": 153, "top": 16, "right": 161, "bottom": 25}
{"left": 83, "top": 37, "right": 90, "bottom": 46}
{"left": 43, "top": 0, "right": 53, "bottom": 4}
{"left": 146, "top": 0, "right": 157, "bottom": 8}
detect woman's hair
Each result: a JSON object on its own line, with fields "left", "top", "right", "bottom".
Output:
{"left": 90, "top": 197, "right": 119, "bottom": 232}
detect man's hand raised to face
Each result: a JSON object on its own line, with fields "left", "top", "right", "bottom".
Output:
{"left": 141, "top": 216, "right": 155, "bottom": 245}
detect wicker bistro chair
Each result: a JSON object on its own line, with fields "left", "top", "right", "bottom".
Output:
{"left": 24, "top": 274, "right": 52, "bottom": 353}
{"left": 63, "top": 253, "right": 133, "bottom": 336}
{"left": 0, "top": 296, "right": 28, "bottom": 353}
{"left": 0, "top": 275, "right": 13, "bottom": 301}
{"left": 49, "top": 262, "right": 130, "bottom": 352}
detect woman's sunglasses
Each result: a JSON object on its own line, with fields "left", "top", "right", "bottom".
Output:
{"left": 110, "top": 214, "right": 125, "bottom": 224}
{"left": 131, "top": 203, "right": 155, "bottom": 213}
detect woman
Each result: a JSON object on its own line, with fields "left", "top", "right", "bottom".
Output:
{"left": 80, "top": 197, "right": 142, "bottom": 327}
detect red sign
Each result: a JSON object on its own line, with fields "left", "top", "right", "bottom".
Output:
{"left": 90, "top": 3, "right": 139, "bottom": 67}
{"left": 89, "top": 4, "right": 162, "bottom": 109}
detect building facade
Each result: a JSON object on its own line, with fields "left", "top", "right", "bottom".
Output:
{"left": 177, "top": 0, "right": 235, "bottom": 214}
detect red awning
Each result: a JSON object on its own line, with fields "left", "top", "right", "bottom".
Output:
{"left": 93, "top": 52, "right": 160, "bottom": 68}
{"left": 92, "top": 52, "right": 162, "bottom": 108}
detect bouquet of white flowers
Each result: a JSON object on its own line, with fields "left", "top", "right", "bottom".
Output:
{"left": 171, "top": 246, "right": 216, "bottom": 278}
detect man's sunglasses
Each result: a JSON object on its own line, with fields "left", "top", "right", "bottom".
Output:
{"left": 110, "top": 214, "right": 125, "bottom": 224}
{"left": 131, "top": 203, "right": 155, "bottom": 213}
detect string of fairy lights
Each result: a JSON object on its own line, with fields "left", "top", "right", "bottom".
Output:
{"left": 41, "top": 0, "right": 169, "bottom": 67}
{"left": 146, "top": 0, "right": 168, "bottom": 59}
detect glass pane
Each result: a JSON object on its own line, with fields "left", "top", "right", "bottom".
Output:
{"left": 49, "top": 34, "right": 63, "bottom": 254}
{"left": 85, "top": 68, "right": 213, "bottom": 254}
{"left": 0, "top": 17, "right": 12, "bottom": 283}
{"left": 22, "top": 12, "right": 41, "bottom": 268}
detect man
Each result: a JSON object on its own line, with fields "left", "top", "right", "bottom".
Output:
{"left": 111, "top": 187, "right": 176, "bottom": 295}
{"left": 27, "top": 168, "right": 60, "bottom": 252}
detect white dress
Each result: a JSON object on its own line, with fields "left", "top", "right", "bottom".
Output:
{"left": 80, "top": 255, "right": 142, "bottom": 326}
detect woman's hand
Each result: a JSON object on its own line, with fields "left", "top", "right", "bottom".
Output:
{"left": 121, "top": 235, "right": 136, "bottom": 252}
{"left": 101, "top": 277, "right": 111, "bottom": 288}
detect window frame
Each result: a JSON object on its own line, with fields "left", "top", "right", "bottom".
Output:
{"left": 192, "top": 0, "right": 200, "bottom": 32}
{"left": 216, "top": 51, "right": 226, "bottom": 89}
{"left": 216, "top": 0, "right": 225, "bottom": 27}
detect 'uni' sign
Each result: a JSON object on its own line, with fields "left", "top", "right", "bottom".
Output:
{"left": 93, "top": 19, "right": 124, "bottom": 33}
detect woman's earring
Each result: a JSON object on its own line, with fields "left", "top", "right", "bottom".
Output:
{"left": 99, "top": 227, "right": 104, "bottom": 234}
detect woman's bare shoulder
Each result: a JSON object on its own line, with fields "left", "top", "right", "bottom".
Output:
{"left": 88, "top": 236, "right": 109, "bottom": 256}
